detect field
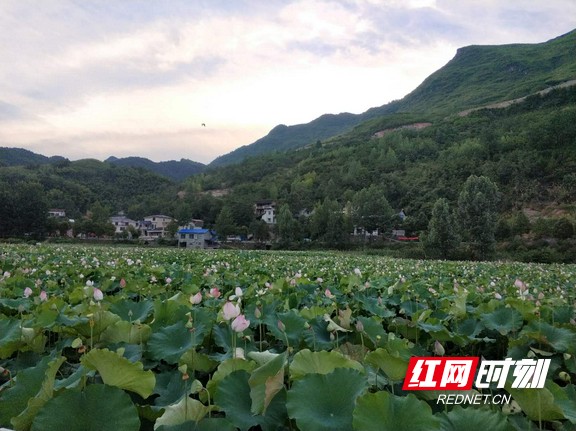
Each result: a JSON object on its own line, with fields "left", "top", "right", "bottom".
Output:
{"left": 1, "top": 244, "right": 575, "bottom": 431}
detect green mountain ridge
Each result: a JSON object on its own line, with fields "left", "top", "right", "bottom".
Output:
{"left": 105, "top": 156, "right": 205, "bottom": 181}
{"left": 209, "top": 29, "right": 576, "bottom": 167}
{"left": 0, "top": 148, "right": 205, "bottom": 182}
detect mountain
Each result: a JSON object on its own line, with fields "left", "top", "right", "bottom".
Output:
{"left": 0, "top": 147, "right": 68, "bottom": 167}
{"left": 209, "top": 29, "right": 576, "bottom": 167}
{"left": 105, "top": 156, "right": 205, "bottom": 181}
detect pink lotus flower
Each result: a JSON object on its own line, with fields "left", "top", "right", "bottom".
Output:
{"left": 324, "top": 289, "right": 335, "bottom": 299}
{"left": 23, "top": 287, "right": 33, "bottom": 298}
{"left": 119, "top": 278, "right": 126, "bottom": 288}
{"left": 209, "top": 287, "right": 221, "bottom": 298}
{"left": 39, "top": 290, "right": 48, "bottom": 302}
{"left": 231, "top": 314, "right": 250, "bottom": 333}
{"left": 514, "top": 279, "right": 527, "bottom": 291}
{"left": 190, "top": 292, "right": 202, "bottom": 305}
{"left": 222, "top": 301, "right": 241, "bottom": 320}
{"left": 93, "top": 288, "right": 103, "bottom": 301}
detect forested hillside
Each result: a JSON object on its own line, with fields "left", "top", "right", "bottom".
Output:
{"left": 210, "top": 29, "right": 576, "bottom": 166}
{"left": 183, "top": 84, "right": 576, "bottom": 261}
{"left": 0, "top": 159, "right": 178, "bottom": 238}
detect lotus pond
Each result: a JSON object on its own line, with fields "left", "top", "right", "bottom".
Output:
{"left": 0, "top": 244, "right": 575, "bottom": 430}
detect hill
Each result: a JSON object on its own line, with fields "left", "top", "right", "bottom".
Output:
{"left": 210, "top": 29, "right": 576, "bottom": 167}
{"left": 105, "top": 156, "right": 205, "bottom": 181}
{"left": 0, "top": 147, "right": 68, "bottom": 167}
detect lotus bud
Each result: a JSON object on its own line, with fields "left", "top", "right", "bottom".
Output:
{"left": 434, "top": 340, "right": 445, "bottom": 356}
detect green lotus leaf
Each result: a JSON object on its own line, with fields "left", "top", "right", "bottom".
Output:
{"left": 286, "top": 368, "right": 367, "bottom": 431}
{"left": 555, "top": 383, "right": 576, "bottom": 424}
{"left": 72, "top": 310, "right": 121, "bottom": 338}
{"left": 10, "top": 356, "right": 65, "bottom": 430}
{"left": 289, "top": 349, "right": 364, "bottom": 380}
{"left": 109, "top": 299, "right": 154, "bottom": 322}
{"left": 154, "top": 396, "right": 214, "bottom": 429}
{"left": 503, "top": 298, "right": 538, "bottom": 321}
{"left": 154, "top": 370, "right": 189, "bottom": 407}
{"left": 248, "top": 351, "right": 287, "bottom": 414}
{"left": 147, "top": 320, "right": 196, "bottom": 363}
{"left": 156, "top": 418, "right": 236, "bottom": 431}
{"left": 265, "top": 309, "right": 306, "bottom": 346}
{"left": 303, "top": 316, "right": 336, "bottom": 350}
{"left": 100, "top": 320, "right": 152, "bottom": 344}
{"left": 214, "top": 370, "right": 287, "bottom": 431}
{"left": 355, "top": 295, "right": 396, "bottom": 318}
{"left": 438, "top": 405, "right": 510, "bottom": 431}
{"left": 81, "top": 348, "right": 155, "bottom": 398}
{"left": 0, "top": 318, "right": 22, "bottom": 359}
{"left": 31, "top": 384, "right": 140, "bottom": 431}
{"left": 0, "top": 298, "right": 30, "bottom": 312}
{"left": 205, "top": 358, "right": 257, "bottom": 399}
{"left": 352, "top": 391, "right": 440, "bottom": 431}
{"left": 364, "top": 348, "right": 409, "bottom": 382}
{"left": 178, "top": 349, "right": 218, "bottom": 373}
{"left": 481, "top": 307, "right": 524, "bottom": 335}
{"left": 151, "top": 300, "right": 190, "bottom": 330}
{"left": 356, "top": 316, "right": 387, "bottom": 346}
{"left": 0, "top": 356, "right": 64, "bottom": 429}
{"left": 520, "top": 321, "right": 576, "bottom": 353}
{"left": 247, "top": 350, "right": 281, "bottom": 366}
{"left": 454, "top": 318, "right": 484, "bottom": 339}
{"left": 506, "top": 380, "right": 565, "bottom": 421}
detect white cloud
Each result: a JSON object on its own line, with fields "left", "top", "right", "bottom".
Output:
{"left": 0, "top": 0, "right": 575, "bottom": 163}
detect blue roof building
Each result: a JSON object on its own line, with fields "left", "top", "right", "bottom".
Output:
{"left": 177, "top": 228, "right": 217, "bottom": 249}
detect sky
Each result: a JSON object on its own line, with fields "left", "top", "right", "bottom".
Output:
{"left": 1, "top": 1, "right": 575, "bottom": 164}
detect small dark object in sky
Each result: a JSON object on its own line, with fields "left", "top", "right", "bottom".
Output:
{"left": 201, "top": 123, "right": 206, "bottom": 127}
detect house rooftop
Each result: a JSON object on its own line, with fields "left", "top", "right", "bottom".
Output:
{"left": 178, "top": 228, "right": 210, "bottom": 234}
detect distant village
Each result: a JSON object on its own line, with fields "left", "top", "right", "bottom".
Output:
{"left": 47, "top": 199, "right": 414, "bottom": 248}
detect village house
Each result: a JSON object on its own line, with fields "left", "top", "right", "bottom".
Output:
{"left": 110, "top": 214, "right": 137, "bottom": 235}
{"left": 140, "top": 214, "right": 174, "bottom": 239}
{"left": 177, "top": 228, "right": 217, "bottom": 249}
{"left": 48, "top": 209, "right": 66, "bottom": 218}
{"left": 255, "top": 200, "right": 276, "bottom": 225}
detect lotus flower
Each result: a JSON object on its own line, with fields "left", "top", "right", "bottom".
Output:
{"left": 229, "top": 287, "right": 243, "bottom": 301}
{"left": 39, "top": 290, "right": 48, "bottom": 302}
{"left": 119, "top": 278, "right": 126, "bottom": 288}
{"left": 23, "top": 287, "right": 33, "bottom": 298}
{"left": 222, "top": 301, "right": 241, "bottom": 320}
{"left": 93, "top": 288, "right": 103, "bottom": 301}
{"left": 209, "top": 287, "right": 221, "bottom": 298}
{"left": 231, "top": 314, "right": 250, "bottom": 333}
{"left": 354, "top": 268, "right": 362, "bottom": 277}
{"left": 434, "top": 340, "right": 445, "bottom": 356}
{"left": 189, "top": 292, "right": 202, "bottom": 304}
{"left": 324, "top": 289, "right": 335, "bottom": 299}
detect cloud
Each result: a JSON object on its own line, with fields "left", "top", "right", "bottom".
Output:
{"left": 0, "top": 0, "right": 575, "bottom": 163}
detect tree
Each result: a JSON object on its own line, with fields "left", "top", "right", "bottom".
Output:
{"left": 423, "top": 198, "right": 460, "bottom": 259}
{"left": 250, "top": 220, "right": 270, "bottom": 243}
{"left": 553, "top": 217, "right": 574, "bottom": 239}
{"left": 352, "top": 185, "right": 394, "bottom": 234}
{"left": 310, "top": 198, "right": 348, "bottom": 247}
{"left": 276, "top": 203, "right": 298, "bottom": 244}
{"left": 215, "top": 206, "right": 236, "bottom": 239}
{"left": 511, "top": 211, "right": 530, "bottom": 236}
{"left": 457, "top": 175, "right": 499, "bottom": 259}
{"left": 0, "top": 181, "right": 48, "bottom": 239}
